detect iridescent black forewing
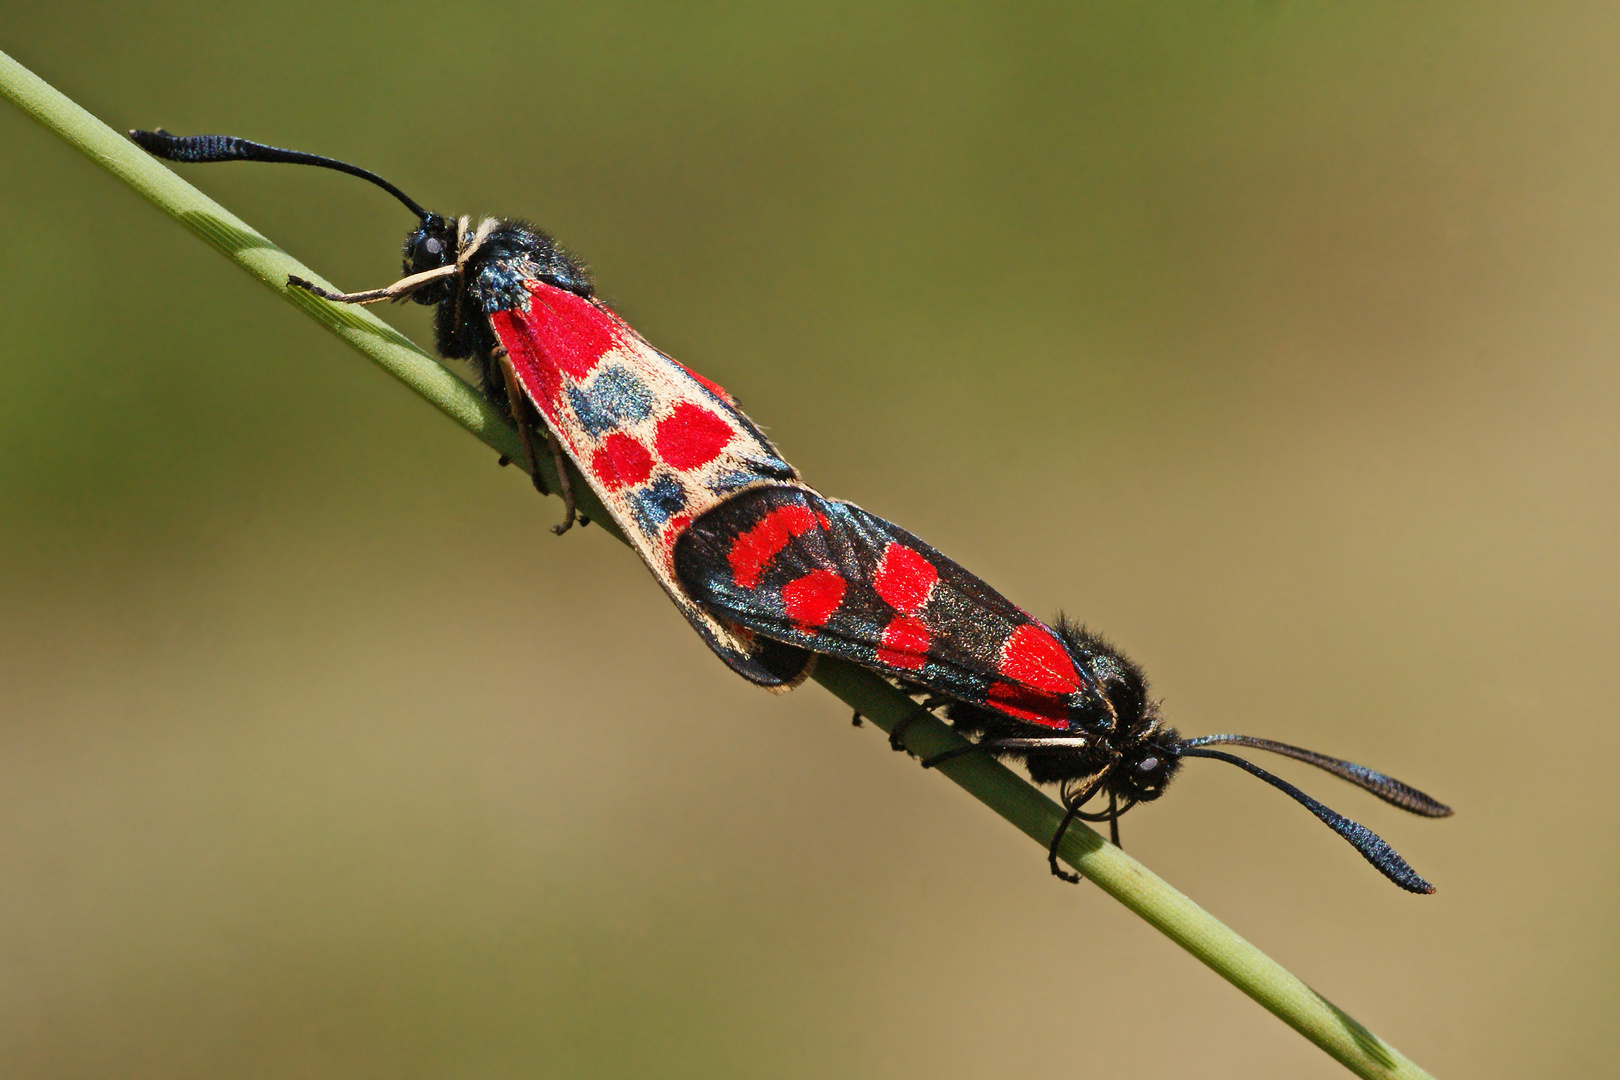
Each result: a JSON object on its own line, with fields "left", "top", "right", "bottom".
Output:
{"left": 674, "top": 487, "right": 1087, "bottom": 728}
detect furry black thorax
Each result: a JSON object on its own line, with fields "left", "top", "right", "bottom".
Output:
{"left": 945, "top": 618, "right": 1182, "bottom": 804}
{"left": 400, "top": 213, "right": 594, "bottom": 407}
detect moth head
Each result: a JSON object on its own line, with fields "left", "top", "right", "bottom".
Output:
{"left": 1109, "top": 723, "right": 1182, "bottom": 805}
{"left": 402, "top": 213, "right": 460, "bottom": 305}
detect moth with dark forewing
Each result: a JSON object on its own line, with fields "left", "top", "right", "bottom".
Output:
{"left": 673, "top": 485, "right": 1452, "bottom": 889}
{"left": 132, "top": 130, "right": 1451, "bottom": 890}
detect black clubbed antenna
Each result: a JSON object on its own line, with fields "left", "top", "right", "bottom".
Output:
{"left": 1177, "top": 741, "right": 1444, "bottom": 894}
{"left": 1180, "top": 734, "right": 1453, "bottom": 817}
{"left": 130, "top": 129, "right": 429, "bottom": 221}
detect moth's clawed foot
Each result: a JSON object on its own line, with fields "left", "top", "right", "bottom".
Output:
{"left": 1047, "top": 804, "right": 1086, "bottom": 885}
{"left": 1049, "top": 861, "right": 1083, "bottom": 885}
{"left": 887, "top": 705, "right": 929, "bottom": 755}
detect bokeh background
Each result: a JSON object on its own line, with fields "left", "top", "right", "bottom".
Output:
{"left": 3, "top": 5, "right": 1616, "bottom": 1077}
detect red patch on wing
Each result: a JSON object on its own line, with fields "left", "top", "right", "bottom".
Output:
{"left": 728, "top": 504, "right": 820, "bottom": 588}
{"left": 655, "top": 402, "right": 735, "bottom": 470}
{"left": 513, "top": 282, "right": 625, "bottom": 381}
{"left": 875, "top": 615, "right": 930, "bottom": 670}
{"left": 783, "top": 570, "right": 846, "bottom": 628}
{"left": 987, "top": 681, "right": 1069, "bottom": 729}
{"left": 871, "top": 543, "right": 938, "bottom": 614}
{"left": 588, "top": 432, "right": 654, "bottom": 490}
{"left": 998, "top": 624, "right": 1082, "bottom": 695}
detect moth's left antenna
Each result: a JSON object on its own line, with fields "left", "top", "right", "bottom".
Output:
{"left": 130, "top": 129, "right": 430, "bottom": 221}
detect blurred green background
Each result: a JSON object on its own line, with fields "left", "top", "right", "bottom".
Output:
{"left": 3, "top": 4, "right": 1616, "bottom": 1077}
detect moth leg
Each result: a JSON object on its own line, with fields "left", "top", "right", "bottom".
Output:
{"left": 496, "top": 347, "right": 579, "bottom": 535}
{"left": 919, "top": 742, "right": 986, "bottom": 769}
{"left": 545, "top": 431, "right": 578, "bottom": 536}
{"left": 1047, "top": 802, "right": 1085, "bottom": 884}
{"left": 887, "top": 702, "right": 934, "bottom": 754}
{"left": 851, "top": 711, "right": 864, "bottom": 728}
{"left": 493, "top": 347, "right": 550, "bottom": 499}
{"left": 288, "top": 264, "right": 457, "bottom": 305}
{"left": 922, "top": 735, "right": 1094, "bottom": 770}
{"left": 884, "top": 693, "right": 958, "bottom": 752}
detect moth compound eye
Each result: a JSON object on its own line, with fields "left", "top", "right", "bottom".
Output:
{"left": 407, "top": 230, "right": 449, "bottom": 270}
{"left": 1137, "top": 756, "right": 1160, "bottom": 775}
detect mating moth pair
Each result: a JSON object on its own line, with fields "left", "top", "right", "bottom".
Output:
{"left": 134, "top": 129, "right": 1451, "bottom": 891}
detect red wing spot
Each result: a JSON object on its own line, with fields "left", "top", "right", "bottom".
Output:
{"left": 728, "top": 503, "right": 820, "bottom": 588}
{"left": 522, "top": 282, "right": 626, "bottom": 380}
{"left": 875, "top": 615, "right": 930, "bottom": 670}
{"left": 999, "top": 624, "right": 1082, "bottom": 695}
{"left": 987, "top": 681, "right": 1069, "bottom": 729}
{"left": 588, "top": 432, "right": 654, "bottom": 491}
{"left": 781, "top": 506, "right": 818, "bottom": 536}
{"left": 816, "top": 512, "right": 832, "bottom": 529}
{"left": 872, "top": 543, "right": 939, "bottom": 614}
{"left": 655, "top": 402, "right": 735, "bottom": 471}
{"left": 782, "top": 570, "right": 847, "bottom": 628}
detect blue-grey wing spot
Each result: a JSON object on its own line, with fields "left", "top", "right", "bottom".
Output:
{"left": 568, "top": 364, "right": 654, "bottom": 438}
{"left": 631, "top": 473, "right": 689, "bottom": 536}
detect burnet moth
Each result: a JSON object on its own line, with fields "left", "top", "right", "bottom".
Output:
{"left": 673, "top": 488, "right": 1452, "bottom": 892}
{"left": 130, "top": 128, "right": 816, "bottom": 690}
{"left": 132, "top": 130, "right": 1451, "bottom": 891}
